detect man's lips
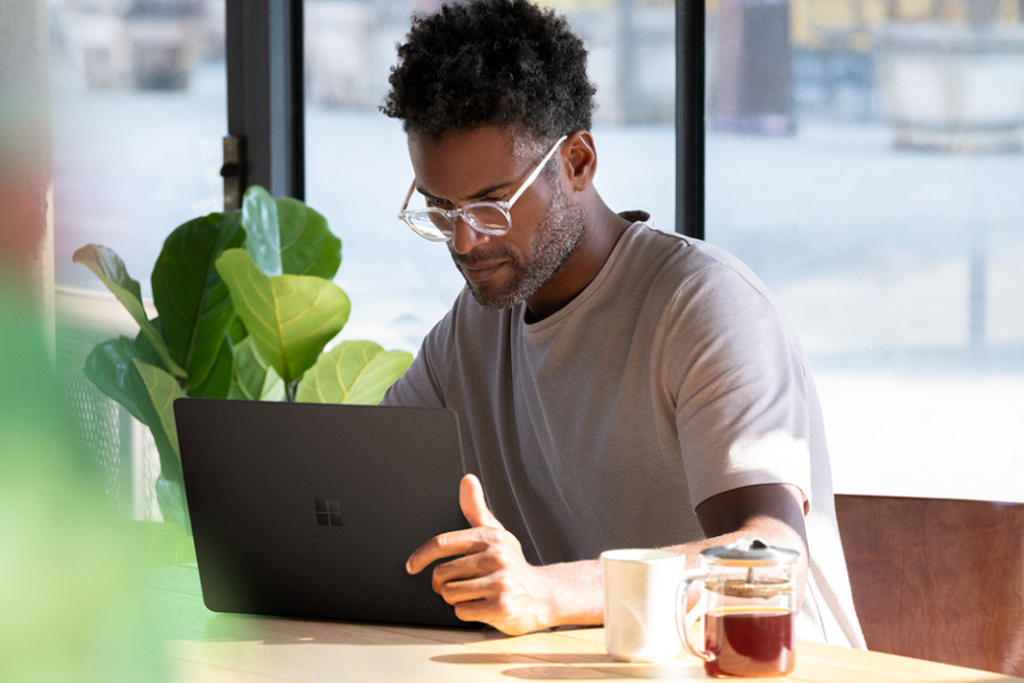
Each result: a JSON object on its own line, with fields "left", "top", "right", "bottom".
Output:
{"left": 459, "top": 260, "right": 508, "bottom": 283}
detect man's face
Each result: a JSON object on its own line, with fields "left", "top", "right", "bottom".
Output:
{"left": 407, "top": 126, "right": 585, "bottom": 311}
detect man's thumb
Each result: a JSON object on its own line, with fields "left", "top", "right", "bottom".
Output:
{"left": 460, "top": 473, "right": 504, "bottom": 529}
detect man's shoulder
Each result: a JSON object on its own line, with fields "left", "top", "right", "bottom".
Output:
{"left": 616, "top": 220, "right": 759, "bottom": 292}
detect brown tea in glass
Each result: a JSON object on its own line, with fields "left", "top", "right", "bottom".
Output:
{"left": 678, "top": 539, "right": 799, "bottom": 678}
{"left": 703, "top": 606, "right": 795, "bottom": 677}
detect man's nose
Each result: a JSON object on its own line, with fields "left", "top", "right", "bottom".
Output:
{"left": 450, "top": 216, "right": 490, "bottom": 255}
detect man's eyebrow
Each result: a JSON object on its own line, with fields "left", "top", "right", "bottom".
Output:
{"left": 416, "top": 185, "right": 443, "bottom": 201}
{"left": 416, "top": 181, "right": 513, "bottom": 203}
{"left": 466, "top": 181, "right": 513, "bottom": 200}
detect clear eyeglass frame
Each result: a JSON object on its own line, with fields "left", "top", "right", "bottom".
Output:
{"left": 397, "top": 134, "right": 568, "bottom": 242}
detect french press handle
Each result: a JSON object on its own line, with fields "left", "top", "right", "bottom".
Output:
{"left": 675, "top": 572, "right": 711, "bottom": 662}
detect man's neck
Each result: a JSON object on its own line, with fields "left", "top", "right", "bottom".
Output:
{"left": 524, "top": 200, "right": 633, "bottom": 323}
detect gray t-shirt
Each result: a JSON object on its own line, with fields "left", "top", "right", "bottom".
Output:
{"left": 382, "top": 216, "right": 865, "bottom": 648}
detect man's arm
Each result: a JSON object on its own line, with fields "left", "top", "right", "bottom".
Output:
{"left": 406, "top": 474, "right": 809, "bottom": 636}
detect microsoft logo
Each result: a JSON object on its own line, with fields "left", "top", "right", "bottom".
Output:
{"left": 315, "top": 498, "right": 343, "bottom": 527}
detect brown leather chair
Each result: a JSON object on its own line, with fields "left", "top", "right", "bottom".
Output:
{"left": 835, "top": 494, "right": 1024, "bottom": 676}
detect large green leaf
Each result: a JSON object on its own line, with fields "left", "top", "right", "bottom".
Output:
{"left": 83, "top": 338, "right": 184, "bottom": 472}
{"left": 151, "top": 212, "right": 243, "bottom": 393}
{"left": 134, "top": 361, "right": 187, "bottom": 477}
{"left": 188, "top": 335, "right": 233, "bottom": 399}
{"left": 278, "top": 197, "right": 342, "bottom": 279}
{"left": 227, "top": 336, "right": 285, "bottom": 401}
{"left": 295, "top": 341, "right": 413, "bottom": 405}
{"left": 228, "top": 316, "right": 247, "bottom": 344}
{"left": 73, "top": 245, "right": 186, "bottom": 378}
{"left": 135, "top": 360, "right": 190, "bottom": 535}
{"left": 132, "top": 324, "right": 166, "bottom": 369}
{"left": 83, "top": 336, "right": 155, "bottom": 426}
{"left": 215, "top": 249, "right": 351, "bottom": 386}
{"left": 241, "top": 185, "right": 283, "bottom": 276}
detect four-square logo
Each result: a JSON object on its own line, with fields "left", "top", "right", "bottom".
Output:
{"left": 315, "top": 498, "right": 343, "bottom": 526}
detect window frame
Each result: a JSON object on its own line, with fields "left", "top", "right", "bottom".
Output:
{"left": 225, "top": 0, "right": 305, "bottom": 203}
{"left": 676, "top": 1, "right": 705, "bottom": 240}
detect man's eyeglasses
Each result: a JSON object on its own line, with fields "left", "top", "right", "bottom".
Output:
{"left": 398, "top": 135, "right": 568, "bottom": 243}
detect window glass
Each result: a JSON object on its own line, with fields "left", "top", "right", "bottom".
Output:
{"left": 705, "top": 0, "right": 1024, "bottom": 501}
{"left": 50, "top": 0, "right": 227, "bottom": 519}
{"left": 51, "top": 0, "right": 227, "bottom": 296}
{"left": 303, "top": 0, "right": 676, "bottom": 353}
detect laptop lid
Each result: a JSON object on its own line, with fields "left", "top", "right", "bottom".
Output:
{"left": 173, "top": 398, "right": 470, "bottom": 628}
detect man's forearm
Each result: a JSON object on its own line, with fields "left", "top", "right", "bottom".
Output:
{"left": 542, "top": 514, "right": 808, "bottom": 629}
{"left": 540, "top": 558, "right": 604, "bottom": 628}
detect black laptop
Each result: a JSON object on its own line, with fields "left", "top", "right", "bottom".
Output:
{"left": 173, "top": 398, "right": 470, "bottom": 628}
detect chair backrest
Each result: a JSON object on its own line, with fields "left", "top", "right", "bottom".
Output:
{"left": 835, "top": 494, "right": 1024, "bottom": 676}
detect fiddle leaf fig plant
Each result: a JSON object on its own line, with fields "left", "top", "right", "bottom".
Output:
{"left": 215, "top": 247, "right": 351, "bottom": 391}
{"left": 74, "top": 186, "right": 413, "bottom": 534}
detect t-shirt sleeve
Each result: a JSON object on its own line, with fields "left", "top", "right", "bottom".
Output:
{"left": 661, "top": 262, "right": 814, "bottom": 511}
{"left": 379, "top": 311, "right": 451, "bottom": 409}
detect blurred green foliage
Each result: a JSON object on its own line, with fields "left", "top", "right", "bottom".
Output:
{"left": 0, "top": 285, "right": 168, "bottom": 683}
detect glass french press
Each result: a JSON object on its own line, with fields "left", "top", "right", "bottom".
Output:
{"left": 677, "top": 538, "right": 799, "bottom": 677}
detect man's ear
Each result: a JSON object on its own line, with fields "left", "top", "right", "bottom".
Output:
{"left": 561, "top": 130, "right": 597, "bottom": 193}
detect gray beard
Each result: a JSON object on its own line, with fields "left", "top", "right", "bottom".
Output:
{"left": 455, "top": 185, "right": 586, "bottom": 311}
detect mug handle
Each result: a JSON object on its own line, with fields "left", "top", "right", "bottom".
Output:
{"left": 676, "top": 571, "right": 710, "bottom": 661}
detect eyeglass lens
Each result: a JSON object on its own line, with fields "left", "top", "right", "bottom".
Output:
{"left": 424, "top": 204, "right": 509, "bottom": 236}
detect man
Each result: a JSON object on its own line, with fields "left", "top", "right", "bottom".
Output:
{"left": 379, "top": 0, "right": 864, "bottom": 647}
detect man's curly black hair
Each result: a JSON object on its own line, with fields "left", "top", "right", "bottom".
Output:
{"left": 381, "top": 0, "right": 596, "bottom": 147}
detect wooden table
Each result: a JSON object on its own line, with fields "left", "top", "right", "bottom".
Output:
{"left": 148, "top": 566, "right": 1023, "bottom": 683}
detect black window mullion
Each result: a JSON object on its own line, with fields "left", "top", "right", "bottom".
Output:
{"left": 676, "top": 0, "right": 705, "bottom": 240}
{"left": 225, "top": 0, "right": 304, "bottom": 204}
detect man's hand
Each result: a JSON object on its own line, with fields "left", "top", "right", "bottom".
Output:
{"left": 405, "top": 474, "right": 557, "bottom": 635}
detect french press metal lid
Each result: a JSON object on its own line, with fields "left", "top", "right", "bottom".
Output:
{"left": 700, "top": 538, "right": 799, "bottom": 599}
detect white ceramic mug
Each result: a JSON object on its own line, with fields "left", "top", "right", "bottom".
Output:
{"left": 600, "top": 548, "right": 690, "bottom": 662}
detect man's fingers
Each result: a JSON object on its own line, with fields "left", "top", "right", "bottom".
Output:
{"left": 405, "top": 528, "right": 492, "bottom": 574}
{"left": 406, "top": 473, "right": 506, "bottom": 575}
{"left": 460, "top": 473, "right": 504, "bottom": 530}
{"left": 429, "top": 545, "right": 506, "bottom": 589}
{"left": 436, "top": 574, "right": 494, "bottom": 605}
